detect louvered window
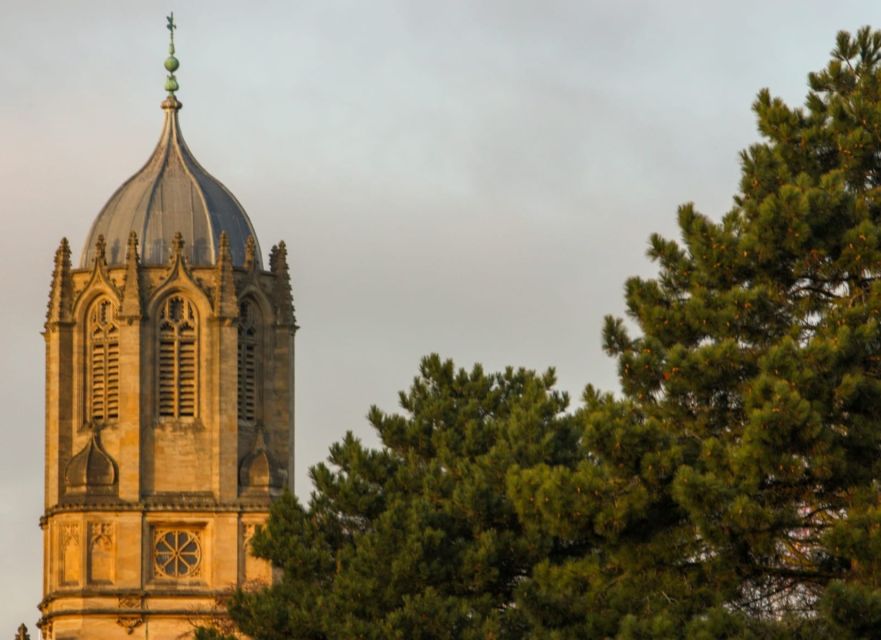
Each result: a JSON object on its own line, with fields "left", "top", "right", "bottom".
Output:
{"left": 88, "top": 299, "right": 119, "bottom": 422}
{"left": 158, "top": 296, "right": 198, "bottom": 419}
{"left": 237, "top": 300, "right": 260, "bottom": 424}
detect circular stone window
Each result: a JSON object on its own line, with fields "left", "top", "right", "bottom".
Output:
{"left": 154, "top": 530, "right": 201, "bottom": 578}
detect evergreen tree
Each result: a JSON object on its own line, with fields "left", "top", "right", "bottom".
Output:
{"left": 223, "top": 355, "right": 578, "bottom": 639}
{"left": 509, "top": 26, "right": 881, "bottom": 638}
{"left": 216, "top": 26, "right": 881, "bottom": 640}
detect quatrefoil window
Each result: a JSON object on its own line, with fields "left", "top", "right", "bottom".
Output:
{"left": 154, "top": 530, "right": 201, "bottom": 578}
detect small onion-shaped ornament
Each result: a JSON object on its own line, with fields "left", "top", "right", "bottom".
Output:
{"left": 165, "top": 76, "right": 179, "bottom": 93}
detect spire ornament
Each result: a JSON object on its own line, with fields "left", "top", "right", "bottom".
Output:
{"left": 120, "top": 232, "right": 142, "bottom": 320}
{"left": 162, "top": 231, "right": 194, "bottom": 280}
{"left": 94, "top": 234, "right": 107, "bottom": 268}
{"left": 213, "top": 232, "right": 238, "bottom": 319}
{"left": 244, "top": 235, "right": 258, "bottom": 273}
{"left": 170, "top": 232, "right": 185, "bottom": 262}
{"left": 269, "top": 241, "right": 297, "bottom": 329}
{"left": 162, "top": 13, "right": 182, "bottom": 110}
{"left": 46, "top": 238, "right": 73, "bottom": 327}
{"left": 239, "top": 427, "right": 283, "bottom": 491}
{"left": 165, "top": 13, "right": 179, "bottom": 95}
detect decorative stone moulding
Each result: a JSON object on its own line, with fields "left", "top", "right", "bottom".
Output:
{"left": 152, "top": 528, "right": 202, "bottom": 579}
{"left": 239, "top": 428, "right": 284, "bottom": 492}
{"left": 64, "top": 430, "right": 118, "bottom": 496}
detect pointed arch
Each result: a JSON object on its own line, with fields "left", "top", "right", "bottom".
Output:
{"left": 145, "top": 242, "right": 213, "bottom": 319}
{"left": 71, "top": 253, "right": 122, "bottom": 324}
{"left": 87, "top": 297, "right": 120, "bottom": 423}
{"left": 88, "top": 528, "right": 114, "bottom": 584}
{"left": 237, "top": 297, "right": 262, "bottom": 425}
{"left": 157, "top": 295, "right": 199, "bottom": 419}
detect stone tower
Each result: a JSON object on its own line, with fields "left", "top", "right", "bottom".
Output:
{"left": 39, "top": 17, "right": 295, "bottom": 639}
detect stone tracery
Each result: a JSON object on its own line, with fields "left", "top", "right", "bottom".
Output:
{"left": 157, "top": 295, "right": 198, "bottom": 419}
{"left": 153, "top": 529, "right": 201, "bottom": 578}
{"left": 237, "top": 299, "right": 261, "bottom": 425}
{"left": 87, "top": 298, "right": 119, "bottom": 423}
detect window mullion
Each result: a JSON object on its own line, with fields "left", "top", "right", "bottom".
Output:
{"left": 174, "top": 326, "right": 181, "bottom": 419}
{"left": 102, "top": 337, "right": 109, "bottom": 417}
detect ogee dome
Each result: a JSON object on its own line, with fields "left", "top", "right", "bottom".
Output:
{"left": 81, "top": 60, "right": 261, "bottom": 269}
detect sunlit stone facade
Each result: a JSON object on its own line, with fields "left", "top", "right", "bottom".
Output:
{"left": 38, "top": 80, "right": 296, "bottom": 639}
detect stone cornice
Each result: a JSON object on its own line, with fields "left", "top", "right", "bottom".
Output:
{"left": 41, "top": 498, "right": 273, "bottom": 523}
{"left": 42, "top": 587, "right": 236, "bottom": 605}
{"left": 39, "top": 606, "right": 230, "bottom": 623}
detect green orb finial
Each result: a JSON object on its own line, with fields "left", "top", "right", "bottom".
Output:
{"left": 164, "top": 12, "right": 179, "bottom": 97}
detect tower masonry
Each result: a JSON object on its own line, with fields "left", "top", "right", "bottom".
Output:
{"left": 39, "top": 16, "right": 296, "bottom": 639}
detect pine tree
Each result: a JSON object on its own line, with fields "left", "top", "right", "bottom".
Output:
{"left": 224, "top": 355, "right": 577, "bottom": 639}
{"left": 216, "top": 26, "right": 881, "bottom": 640}
{"left": 508, "top": 26, "right": 881, "bottom": 638}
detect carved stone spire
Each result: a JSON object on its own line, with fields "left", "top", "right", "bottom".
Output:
{"left": 15, "top": 623, "right": 30, "bottom": 640}
{"left": 94, "top": 234, "right": 107, "bottom": 269}
{"left": 46, "top": 238, "right": 73, "bottom": 327}
{"left": 238, "top": 427, "right": 282, "bottom": 490}
{"left": 269, "top": 241, "right": 296, "bottom": 328}
{"left": 163, "top": 231, "right": 190, "bottom": 280}
{"left": 170, "top": 231, "right": 185, "bottom": 263}
{"left": 213, "top": 232, "right": 238, "bottom": 319}
{"left": 244, "top": 235, "right": 257, "bottom": 273}
{"left": 120, "top": 232, "right": 142, "bottom": 320}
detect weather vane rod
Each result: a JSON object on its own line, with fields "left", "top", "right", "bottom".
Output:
{"left": 164, "top": 12, "right": 180, "bottom": 98}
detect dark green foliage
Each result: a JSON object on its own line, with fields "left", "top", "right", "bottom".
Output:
{"left": 193, "top": 629, "right": 237, "bottom": 640}
{"left": 218, "top": 26, "right": 881, "bottom": 639}
{"left": 511, "top": 25, "right": 881, "bottom": 638}
{"left": 224, "top": 355, "right": 577, "bottom": 639}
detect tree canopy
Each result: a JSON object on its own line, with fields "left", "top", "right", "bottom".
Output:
{"left": 204, "top": 27, "right": 881, "bottom": 640}
{"left": 202, "top": 356, "right": 578, "bottom": 640}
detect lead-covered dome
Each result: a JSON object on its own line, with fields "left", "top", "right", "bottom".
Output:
{"left": 81, "top": 96, "right": 262, "bottom": 269}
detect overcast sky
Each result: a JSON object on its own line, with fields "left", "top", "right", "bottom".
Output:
{"left": 1, "top": 0, "right": 879, "bottom": 633}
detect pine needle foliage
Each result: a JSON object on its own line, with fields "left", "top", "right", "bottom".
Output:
{"left": 224, "top": 355, "right": 577, "bottom": 639}
{"left": 217, "top": 27, "right": 881, "bottom": 639}
{"left": 511, "top": 25, "right": 881, "bottom": 639}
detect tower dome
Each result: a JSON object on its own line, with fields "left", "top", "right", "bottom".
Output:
{"left": 41, "top": 15, "right": 295, "bottom": 638}
{"left": 80, "top": 48, "right": 261, "bottom": 269}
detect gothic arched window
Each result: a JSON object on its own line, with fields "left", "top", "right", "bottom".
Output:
{"left": 88, "top": 298, "right": 119, "bottom": 423}
{"left": 237, "top": 300, "right": 261, "bottom": 424}
{"left": 157, "top": 296, "right": 198, "bottom": 419}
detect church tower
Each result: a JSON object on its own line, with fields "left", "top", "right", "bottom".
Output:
{"left": 39, "top": 17, "right": 295, "bottom": 639}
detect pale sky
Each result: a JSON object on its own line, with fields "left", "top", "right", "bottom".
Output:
{"left": 1, "top": 0, "right": 878, "bottom": 633}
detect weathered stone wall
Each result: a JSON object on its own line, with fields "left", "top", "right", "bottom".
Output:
{"left": 39, "top": 235, "right": 294, "bottom": 639}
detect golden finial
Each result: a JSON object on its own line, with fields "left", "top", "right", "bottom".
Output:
{"left": 162, "top": 13, "right": 182, "bottom": 109}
